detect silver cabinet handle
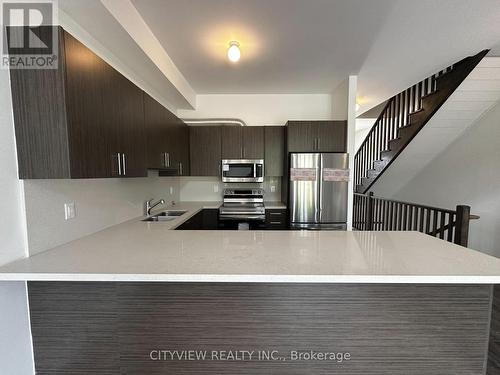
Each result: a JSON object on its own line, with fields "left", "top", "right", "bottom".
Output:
{"left": 166, "top": 152, "right": 170, "bottom": 167}
{"left": 162, "top": 152, "right": 167, "bottom": 168}
{"left": 270, "top": 221, "right": 283, "bottom": 225}
{"left": 122, "top": 153, "right": 126, "bottom": 176}
{"left": 117, "top": 152, "right": 122, "bottom": 176}
{"left": 179, "top": 162, "right": 183, "bottom": 175}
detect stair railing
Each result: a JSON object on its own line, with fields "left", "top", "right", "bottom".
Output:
{"left": 353, "top": 192, "right": 479, "bottom": 247}
{"left": 354, "top": 66, "right": 453, "bottom": 188}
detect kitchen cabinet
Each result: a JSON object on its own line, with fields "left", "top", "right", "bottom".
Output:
{"left": 264, "top": 126, "right": 285, "bottom": 176}
{"left": 221, "top": 126, "right": 243, "bottom": 159}
{"left": 171, "top": 118, "right": 190, "bottom": 176}
{"left": 243, "top": 127, "right": 264, "bottom": 159}
{"left": 110, "top": 67, "right": 147, "bottom": 177}
{"left": 9, "top": 26, "right": 146, "bottom": 179}
{"left": 175, "top": 209, "right": 219, "bottom": 230}
{"left": 189, "top": 126, "right": 222, "bottom": 176}
{"left": 316, "top": 121, "right": 347, "bottom": 152}
{"left": 265, "top": 209, "right": 288, "bottom": 229}
{"left": 175, "top": 211, "right": 203, "bottom": 230}
{"left": 221, "top": 126, "right": 265, "bottom": 159}
{"left": 202, "top": 209, "right": 220, "bottom": 229}
{"left": 287, "top": 121, "right": 347, "bottom": 153}
{"left": 144, "top": 93, "right": 189, "bottom": 175}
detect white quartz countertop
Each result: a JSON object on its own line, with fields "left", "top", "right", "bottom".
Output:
{"left": 1, "top": 201, "right": 500, "bottom": 284}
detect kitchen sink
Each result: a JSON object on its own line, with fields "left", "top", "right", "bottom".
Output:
{"left": 142, "top": 210, "right": 187, "bottom": 222}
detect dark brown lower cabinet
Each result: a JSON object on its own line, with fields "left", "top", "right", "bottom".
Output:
{"left": 175, "top": 209, "right": 219, "bottom": 230}
{"left": 265, "top": 209, "right": 288, "bottom": 229}
{"left": 28, "top": 282, "right": 492, "bottom": 374}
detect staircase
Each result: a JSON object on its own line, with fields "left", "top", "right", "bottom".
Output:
{"left": 355, "top": 50, "right": 489, "bottom": 194}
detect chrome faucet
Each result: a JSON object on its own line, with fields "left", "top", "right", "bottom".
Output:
{"left": 145, "top": 198, "right": 165, "bottom": 216}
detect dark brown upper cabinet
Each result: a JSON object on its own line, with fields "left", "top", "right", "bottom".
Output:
{"left": 264, "top": 126, "right": 285, "bottom": 176}
{"left": 243, "top": 127, "right": 265, "bottom": 159}
{"left": 9, "top": 26, "right": 146, "bottom": 179}
{"left": 221, "top": 126, "right": 265, "bottom": 160}
{"left": 221, "top": 126, "right": 243, "bottom": 159}
{"left": 189, "top": 126, "right": 222, "bottom": 176}
{"left": 287, "top": 121, "right": 347, "bottom": 153}
{"left": 144, "top": 94, "right": 189, "bottom": 176}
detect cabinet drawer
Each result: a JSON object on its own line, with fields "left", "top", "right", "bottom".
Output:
{"left": 265, "top": 209, "right": 287, "bottom": 229}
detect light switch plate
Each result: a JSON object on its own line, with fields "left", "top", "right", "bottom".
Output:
{"left": 213, "top": 184, "right": 219, "bottom": 193}
{"left": 64, "top": 202, "right": 75, "bottom": 220}
{"left": 270, "top": 185, "right": 276, "bottom": 193}
{"left": 169, "top": 186, "right": 174, "bottom": 195}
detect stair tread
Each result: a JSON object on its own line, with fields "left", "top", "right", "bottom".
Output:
{"left": 421, "top": 90, "right": 439, "bottom": 100}
{"left": 353, "top": 50, "right": 487, "bottom": 194}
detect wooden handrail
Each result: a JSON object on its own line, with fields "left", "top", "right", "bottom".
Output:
{"left": 354, "top": 50, "right": 489, "bottom": 194}
{"left": 353, "top": 193, "right": 478, "bottom": 247}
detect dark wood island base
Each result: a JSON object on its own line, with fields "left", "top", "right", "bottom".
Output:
{"left": 28, "top": 282, "right": 492, "bottom": 374}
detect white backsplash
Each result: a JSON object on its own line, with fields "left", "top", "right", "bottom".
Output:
{"left": 179, "top": 176, "right": 282, "bottom": 202}
{"left": 23, "top": 171, "right": 179, "bottom": 255}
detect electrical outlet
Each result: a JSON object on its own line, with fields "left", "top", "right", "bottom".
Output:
{"left": 64, "top": 202, "right": 76, "bottom": 220}
{"left": 270, "top": 185, "right": 276, "bottom": 193}
{"left": 169, "top": 186, "right": 174, "bottom": 195}
{"left": 213, "top": 184, "right": 219, "bottom": 193}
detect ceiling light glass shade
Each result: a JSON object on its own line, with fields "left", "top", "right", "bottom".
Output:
{"left": 227, "top": 41, "right": 241, "bottom": 62}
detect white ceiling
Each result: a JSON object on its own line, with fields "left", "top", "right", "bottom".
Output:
{"left": 131, "top": 0, "right": 395, "bottom": 95}
{"left": 131, "top": 0, "right": 500, "bottom": 110}
{"left": 59, "top": 0, "right": 500, "bottom": 113}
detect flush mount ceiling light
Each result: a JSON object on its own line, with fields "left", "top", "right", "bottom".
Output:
{"left": 227, "top": 41, "right": 241, "bottom": 63}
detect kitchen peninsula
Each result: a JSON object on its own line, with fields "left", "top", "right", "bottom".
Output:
{"left": 1, "top": 202, "right": 500, "bottom": 374}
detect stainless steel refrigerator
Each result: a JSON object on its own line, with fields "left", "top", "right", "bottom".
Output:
{"left": 289, "top": 153, "right": 349, "bottom": 230}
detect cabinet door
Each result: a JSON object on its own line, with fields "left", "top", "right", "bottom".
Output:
{"left": 189, "top": 126, "right": 222, "bottom": 176}
{"left": 202, "top": 209, "right": 219, "bottom": 230}
{"left": 264, "top": 126, "right": 285, "bottom": 176}
{"left": 171, "top": 120, "right": 190, "bottom": 176}
{"left": 64, "top": 31, "right": 113, "bottom": 178}
{"left": 115, "top": 72, "right": 147, "bottom": 177}
{"left": 242, "top": 127, "right": 264, "bottom": 159}
{"left": 144, "top": 94, "right": 167, "bottom": 170}
{"left": 265, "top": 209, "right": 288, "bottom": 229}
{"left": 286, "top": 121, "right": 316, "bottom": 152}
{"left": 221, "top": 126, "right": 242, "bottom": 159}
{"left": 316, "top": 121, "right": 347, "bottom": 152}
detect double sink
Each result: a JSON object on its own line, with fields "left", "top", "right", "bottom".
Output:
{"left": 142, "top": 210, "right": 187, "bottom": 222}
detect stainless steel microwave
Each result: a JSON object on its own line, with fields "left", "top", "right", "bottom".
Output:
{"left": 221, "top": 159, "right": 264, "bottom": 182}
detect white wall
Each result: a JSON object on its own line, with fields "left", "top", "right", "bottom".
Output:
{"left": 354, "top": 118, "right": 376, "bottom": 152}
{"left": 346, "top": 76, "right": 357, "bottom": 230}
{"left": 389, "top": 101, "right": 500, "bottom": 257}
{"left": 23, "top": 173, "right": 179, "bottom": 255}
{"left": 331, "top": 79, "right": 348, "bottom": 120}
{"left": 179, "top": 177, "right": 282, "bottom": 202}
{"left": 0, "top": 63, "right": 34, "bottom": 373}
{"left": 177, "top": 94, "right": 333, "bottom": 126}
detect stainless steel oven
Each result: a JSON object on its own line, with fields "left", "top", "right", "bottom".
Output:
{"left": 221, "top": 159, "right": 264, "bottom": 183}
